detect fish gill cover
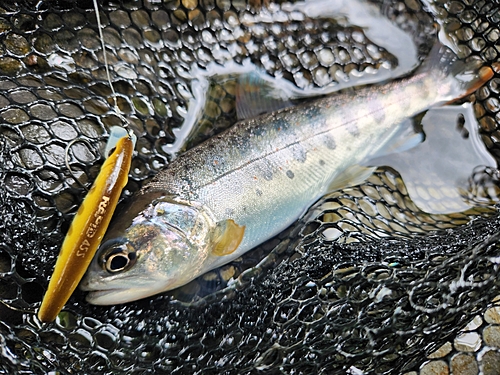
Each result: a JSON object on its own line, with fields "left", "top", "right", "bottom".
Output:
{"left": 0, "top": 0, "right": 500, "bottom": 374}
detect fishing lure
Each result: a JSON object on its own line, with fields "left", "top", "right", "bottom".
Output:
{"left": 38, "top": 127, "right": 135, "bottom": 322}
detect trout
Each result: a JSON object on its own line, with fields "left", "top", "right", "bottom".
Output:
{"left": 81, "top": 44, "right": 492, "bottom": 305}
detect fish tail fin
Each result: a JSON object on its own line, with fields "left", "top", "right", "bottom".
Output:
{"left": 422, "top": 42, "right": 493, "bottom": 103}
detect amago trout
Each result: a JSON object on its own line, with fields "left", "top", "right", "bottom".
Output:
{"left": 81, "top": 43, "right": 493, "bottom": 305}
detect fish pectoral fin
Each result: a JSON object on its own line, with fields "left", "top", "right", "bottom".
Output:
{"left": 327, "top": 165, "right": 376, "bottom": 193}
{"left": 212, "top": 219, "right": 246, "bottom": 256}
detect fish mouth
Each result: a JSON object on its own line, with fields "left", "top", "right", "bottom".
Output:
{"left": 83, "top": 281, "right": 169, "bottom": 305}
{"left": 80, "top": 280, "right": 133, "bottom": 305}
{"left": 85, "top": 288, "right": 127, "bottom": 305}
{"left": 85, "top": 288, "right": 114, "bottom": 299}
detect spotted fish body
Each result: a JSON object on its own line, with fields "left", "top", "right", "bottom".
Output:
{"left": 81, "top": 45, "right": 492, "bottom": 305}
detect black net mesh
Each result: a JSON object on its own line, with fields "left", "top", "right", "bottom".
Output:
{"left": 1, "top": 0, "right": 500, "bottom": 374}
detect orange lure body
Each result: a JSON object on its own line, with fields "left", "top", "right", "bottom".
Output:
{"left": 38, "top": 134, "right": 134, "bottom": 322}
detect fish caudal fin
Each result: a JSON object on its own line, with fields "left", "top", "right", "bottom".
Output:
{"left": 422, "top": 42, "right": 493, "bottom": 103}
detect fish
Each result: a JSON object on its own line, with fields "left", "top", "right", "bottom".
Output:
{"left": 80, "top": 43, "right": 493, "bottom": 305}
{"left": 38, "top": 128, "right": 135, "bottom": 322}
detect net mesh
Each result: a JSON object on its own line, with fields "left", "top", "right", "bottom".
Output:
{"left": 1, "top": 0, "right": 500, "bottom": 374}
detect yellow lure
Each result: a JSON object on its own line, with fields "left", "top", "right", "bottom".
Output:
{"left": 38, "top": 131, "right": 134, "bottom": 322}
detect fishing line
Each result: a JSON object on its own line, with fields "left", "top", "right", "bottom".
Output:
{"left": 92, "top": 0, "right": 133, "bottom": 135}
{"left": 65, "top": 1, "right": 134, "bottom": 185}
{"left": 64, "top": 138, "right": 98, "bottom": 191}
{"left": 93, "top": 0, "right": 118, "bottom": 116}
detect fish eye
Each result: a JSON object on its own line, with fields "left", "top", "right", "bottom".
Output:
{"left": 100, "top": 240, "right": 137, "bottom": 273}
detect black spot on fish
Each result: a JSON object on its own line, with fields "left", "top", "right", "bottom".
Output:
{"left": 250, "top": 124, "right": 267, "bottom": 138}
{"left": 286, "top": 170, "right": 295, "bottom": 179}
{"left": 256, "top": 188, "right": 262, "bottom": 196}
{"left": 347, "top": 123, "right": 360, "bottom": 136}
{"left": 324, "top": 135, "right": 336, "bottom": 150}
{"left": 319, "top": 159, "right": 325, "bottom": 166}
{"left": 260, "top": 163, "right": 274, "bottom": 181}
{"left": 292, "top": 145, "right": 307, "bottom": 163}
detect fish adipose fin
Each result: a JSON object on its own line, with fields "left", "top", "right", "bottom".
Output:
{"left": 355, "top": 43, "right": 494, "bottom": 209}
{"left": 212, "top": 219, "right": 246, "bottom": 256}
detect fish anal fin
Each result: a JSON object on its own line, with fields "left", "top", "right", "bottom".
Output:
{"left": 370, "top": 118, "right": 424, "bottom": 159}
{"left": 327, "top": 165, "right": 376, "bottom": 193}
{"left": 212, "top": 219, "right": 245, "bottom": 256}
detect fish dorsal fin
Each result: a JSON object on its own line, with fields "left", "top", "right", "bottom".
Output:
{"left": 236, "top": 71, "right": 294, "bottom": 120}
{"left": 367, "top": 103, "right": 497, "bottom": 214}
{"left": 212, "top": 219, "right": 246, "bottom": 256}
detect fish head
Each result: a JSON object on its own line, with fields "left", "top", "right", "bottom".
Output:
{"left": 81, "top": 194, "right": 214, "bottom": 305}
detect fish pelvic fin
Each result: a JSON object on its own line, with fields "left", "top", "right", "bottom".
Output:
{"left": 212, "top": 219, "right": 245, "bottom": 256}
{"left": 423, "top": 42, "right": 493, "bottom": 103}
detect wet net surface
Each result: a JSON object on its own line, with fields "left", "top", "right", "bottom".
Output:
{"left": 1, "top": 0, "right": 500, "bottom": 374}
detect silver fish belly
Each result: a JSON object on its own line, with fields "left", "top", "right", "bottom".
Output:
{"left": 81, "top": 45, "right": 492, "bottom": 305}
